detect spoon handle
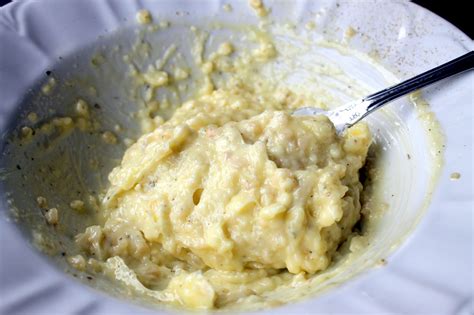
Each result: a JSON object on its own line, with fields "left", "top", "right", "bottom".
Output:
{"left": 364, "top": 51, "right": 474, "bottom": 113}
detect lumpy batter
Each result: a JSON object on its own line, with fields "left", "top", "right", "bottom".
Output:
{"left": 76, "top": 85, "right": 371, "bottom": 309}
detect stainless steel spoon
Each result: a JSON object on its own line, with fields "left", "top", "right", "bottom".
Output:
{"left": 293, "top": 51, "right": 474, "bottom": 133}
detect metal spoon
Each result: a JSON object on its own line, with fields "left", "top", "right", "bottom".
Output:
{"left": 293, "top": 51, "right": 474, "bottom": 133}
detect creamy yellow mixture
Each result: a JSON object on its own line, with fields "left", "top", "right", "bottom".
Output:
{"left": 11, "top": 2, "right": 393, "bottom": 311}
{"left": 66, "top": 3, "right": 377, "bottom": 309}
{"left": 75, "top": 84, "right": 371, "bottom": 309}
{"left": 1, "top": 0, "right": 448, "bottom": 312}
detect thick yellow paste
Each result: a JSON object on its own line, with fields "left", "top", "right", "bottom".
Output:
{"left": 76, "top": 85, "right": 371, "bottom": 309}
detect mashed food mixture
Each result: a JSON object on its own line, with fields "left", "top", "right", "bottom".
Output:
{"left": 76, "top": 86, "right": 371, "bottom": 309}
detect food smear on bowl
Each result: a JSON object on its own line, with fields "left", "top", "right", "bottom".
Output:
{"left": 450, "top": 172, "right": 461, "bottom": 180}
